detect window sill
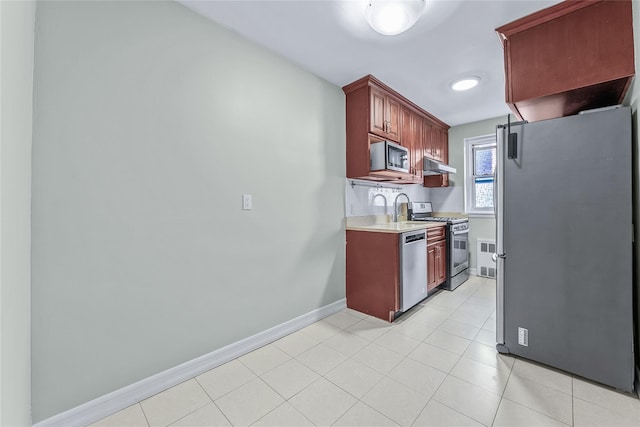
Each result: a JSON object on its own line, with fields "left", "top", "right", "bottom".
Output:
{"left": 466, "top": 212, "right": 495, "bottom": 219}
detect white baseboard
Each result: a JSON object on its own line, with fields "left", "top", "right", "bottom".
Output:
{"left": 34, "top": 298, "right": 347, "bottom": 427}
{"left": 469, "top": 267, "right": 478, "bottom": 276}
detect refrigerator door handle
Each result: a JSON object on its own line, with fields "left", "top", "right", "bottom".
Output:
{"left": 507, "top": 133, "right": 518, "bottom": 160}
{"left": 507, "top": 114, "right": 518, "bottom": 160}
{"left": 495, "top": 124, "right": 506, "bottom": 347}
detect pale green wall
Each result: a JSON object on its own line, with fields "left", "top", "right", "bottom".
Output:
{"left": 0, "top": 1, "right": 34, "bottom": 425}
{"left": 447, "top": 117, "right": 506, "bottom": 271}
{"left": 31, "top": 1, "right": 345, "bottom": 421}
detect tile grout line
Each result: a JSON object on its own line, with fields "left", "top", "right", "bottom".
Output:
{"left": 285, "top": 320, "right": 382, "bottom": 427}
{"left": 137, "top": 403, "right": 151, "bottom": 427}
{"left": 280, "top": 314, "right": 373, "bottom": 426}
{"left": 94, "top": 278, "right": 492, "bottom": 426}
{"left": 489, "top": 354, "right": 516, "bottom": 427}
{"left": 192, "top": 375, "right": 234, "bottom": 427}
{"left": 428, "top": 279, "right": 503, "bottom": 426}
{"left": 571, "top": 375, "right": 575, "bottom": 426}
{"left": 501, "top": 368, "right": 575, "bottom": 426}
{"left": 335, "top": 281, "right": 484, "bottom": 426}
{"left": 415, "top": 279, "right": 494, "bottom": 426}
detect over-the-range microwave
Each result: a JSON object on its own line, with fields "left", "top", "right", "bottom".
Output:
{"left": 370, "top": 140, "right": 409, "bottom": 174}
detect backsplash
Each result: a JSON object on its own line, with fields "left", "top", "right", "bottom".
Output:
{"left": 428, "top": 186, "right": 464, "bottom": 213}
{"left": 345, "top": 178, "right": 432, "bottom": 217}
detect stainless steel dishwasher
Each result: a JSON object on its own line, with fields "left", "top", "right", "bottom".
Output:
{"left": 399, "top": 229, "right": 427, "bottom": 312}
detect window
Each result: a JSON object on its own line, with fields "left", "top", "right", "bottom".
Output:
{"left": 464, "top": 134, "right": 496, "bottom": 216}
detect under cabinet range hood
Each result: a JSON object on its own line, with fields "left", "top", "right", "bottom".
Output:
{"left": 423, "top": 157, "right": 456, "bottom": 175}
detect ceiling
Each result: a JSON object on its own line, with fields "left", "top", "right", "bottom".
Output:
{"left": 178, "top": 0, "right": 562, "bottom": 127}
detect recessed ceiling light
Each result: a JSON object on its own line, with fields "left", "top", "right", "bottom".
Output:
{"left": 450, "top": 76, "right": 480, "bottom": 91}
{"left": 365, "top": 0, "right": 426, "bottom": 36}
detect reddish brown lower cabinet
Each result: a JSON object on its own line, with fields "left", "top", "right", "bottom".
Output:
{"left": 427, "top": 226, "right": 447, "bottom": 292}
{"left": 427, "top": 244, "right": 436, "bottom": 289}
{"left": 346, "top": 230, "right": 399, "bottom": 322}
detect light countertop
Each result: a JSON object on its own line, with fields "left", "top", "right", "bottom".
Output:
{"left": 346, "top": 215, "right": 445, "bottom": 234}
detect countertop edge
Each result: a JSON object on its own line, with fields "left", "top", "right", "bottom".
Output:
{"left": 346, "top": 222, "right": 445, "bottom": 234}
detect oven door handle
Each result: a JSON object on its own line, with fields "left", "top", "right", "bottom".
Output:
{"left": 452, "top": 229, "right": 469, "bottom": 236}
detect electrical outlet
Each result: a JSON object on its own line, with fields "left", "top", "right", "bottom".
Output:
{"left": 242, "top": 194, "right": 252, "bottom": 210}
{"left": 518, "top": 327, "right": 528, "bottom": 346}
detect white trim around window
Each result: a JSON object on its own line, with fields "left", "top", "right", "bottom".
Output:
{"left": 464, "top": 134, "right": 496, "bottom": 217}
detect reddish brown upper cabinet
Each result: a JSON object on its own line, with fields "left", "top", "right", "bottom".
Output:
{"left": 424, "top": 126, "right": 450, "bottom": 188}
{"left": 423, "top": 121, "right": 434, "bottom": 160}
{"left": 425, "top": 123, "right": 446, "bottom": 163}
{"left": 401, "top": 107, "right": 424, "bottom": 182}
{"left": 496, "top": 0, "right": 635, "bottom": 122}
{"left": 343, "top": 75, "right": 449, "bottom": 185}
{"left": 370, "top": 86, "right": 401, "bottom": 142}
{"left": 411, "top": 113, "right": 424, "bottom": 183}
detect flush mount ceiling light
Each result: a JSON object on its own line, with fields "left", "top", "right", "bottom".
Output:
{"left": 365, "top": 0, "right": 426, "bottom": 36}
{"left": 450, "top": 76, "right": 481, "bottom": 91}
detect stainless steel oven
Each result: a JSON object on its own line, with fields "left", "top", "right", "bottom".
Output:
{"left": 410, "top": 202, "right": 469, "bottom": 291}
{"left": 447, "top": 221, "right": 470, "bottom": 290}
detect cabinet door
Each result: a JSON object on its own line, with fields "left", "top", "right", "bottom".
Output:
{"left": 370, "top": 87, "right": 387, "bottom": 137}
{"left": 386, "top": 96, "right": 401, "bottom": 142}
{"left": 441, "top": 127, "right": 449, "bottom": 163}
{"left": 370, "top": 88, "right": 401, "bottom": 142}
{"left": 434, "top": 127, "right": 447, "bottom": 162}
{"left": 424, "top": 174, "right": 448, "bottom": 188}
{"left": 400, "top": 107, "right": 413, "bottom": 169}
{"left": 432, "top": 127, "right": 441, "bottom": 161}
{"left": 434, "top": 244, "right": 441, "bottom": 284}
{"left": 411, "top": 113, "right": 423, "bottom": 181}
{"left": 401, "top": 108, "right": 424, "bottom": 181}
{"left": 424, "top": 127, "right": 449, "bottom": 188}
{"left": 423, "top": 121, "right": 434, "bottom": 159}
{"left": 436, "top": 241, "right": 447, "bottom": 284}
{"left": 427, "top": 243, "right": 437, "bottom": 291}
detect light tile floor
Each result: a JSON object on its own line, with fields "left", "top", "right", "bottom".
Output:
{"left": 90, "top": 277, "right": 640, "bottom": 427}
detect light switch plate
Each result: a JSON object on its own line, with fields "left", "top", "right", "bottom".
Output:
{"left": 242, "top": 194, "right": 252, "bottom": 210}
{"left": 242, "top": 194, "right": 253, "bottom": 211}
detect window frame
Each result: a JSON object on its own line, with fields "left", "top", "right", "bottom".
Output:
{"left": 464, "top": 134, "right": 496, "bottom": 217}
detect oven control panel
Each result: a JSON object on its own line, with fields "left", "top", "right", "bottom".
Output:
{"left": 451, "top": 222, "right": 469, "bottom": 232}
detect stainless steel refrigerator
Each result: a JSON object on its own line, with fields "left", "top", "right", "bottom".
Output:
{"left": 495, "top": 106, "right": 635, "bottom": 393}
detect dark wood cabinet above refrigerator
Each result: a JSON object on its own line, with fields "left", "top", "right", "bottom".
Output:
{"left": 496, "top": 0, "right": 635, "bottom": 122}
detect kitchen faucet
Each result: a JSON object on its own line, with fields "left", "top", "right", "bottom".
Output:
{"left": 372, "top": 193, "right": 388, "bottom": 216}
{"left": 393, "top": 193, "right": 411, "bottom": 222}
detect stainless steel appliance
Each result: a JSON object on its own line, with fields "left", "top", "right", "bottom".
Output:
{"left": 399, "top": 229, "right": 427, "bottom": 311}
{"left": 410, "top": 202, "right": 470, "bottom": 291}
{"left": 370, "top": 140, "right": 409, "bottom": 174}
{"left": 423, "top": 157, "right": 456, "bottom": 175}
{"left": 495, "top": 106, "right": 635, "bottom": 392}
